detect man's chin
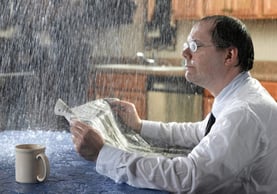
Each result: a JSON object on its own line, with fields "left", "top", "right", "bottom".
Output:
{"left": 185, "top": 73, "right": 193, "bottom": 83}
{"left": 185, "top": 74, "right": 201, "bottom": 87}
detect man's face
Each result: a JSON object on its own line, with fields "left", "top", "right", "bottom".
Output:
{"left": 182, "top": 21, "right": 226, "bottom": 89}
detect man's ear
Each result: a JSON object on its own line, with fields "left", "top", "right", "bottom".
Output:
{"left": 224, "top": 47, "right": 238, "bottom": 67}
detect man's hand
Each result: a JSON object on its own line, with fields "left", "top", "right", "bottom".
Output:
{"left": 107, "top": 99, "right": 142, "bottom": 134}
{"left": 70, "top": 120, "right": 104, "bottom": 162}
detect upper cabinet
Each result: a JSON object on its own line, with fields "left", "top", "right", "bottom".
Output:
{"left": 171, "top": 0, "right": 277, "bottom": 20}
{"left": 202, "top": 0, "right": 228, "bottom": 16}
{"left": 230, "top": 0, "right": 262, "bottom": 18}
{"left": 263, "top": 0, "right": 277, "bottom": 18}
{"left": 172, "top": 0, "right": 203, "bottom": 20}
{"left": 203, "top": 0, "right": 262, "bottom": 19}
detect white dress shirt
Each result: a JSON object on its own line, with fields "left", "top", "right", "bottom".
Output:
{"left": 96, "top": 72, "right": 277, "bottom": 194}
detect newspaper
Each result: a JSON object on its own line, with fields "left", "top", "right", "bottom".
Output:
{"left": 54, "top": 98, "right": 190, "bottom": 157}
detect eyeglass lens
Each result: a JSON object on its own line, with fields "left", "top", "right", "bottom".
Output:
{"left": 183, "top": 41, "right": 198, "bottom": 52}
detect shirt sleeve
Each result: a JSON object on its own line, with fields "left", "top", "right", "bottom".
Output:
{"left": 96, "top": 144, "right": 196, "bottom": 192}
{"left": 140, "top": 119, "right": 206, "bottom": 148}
{"left": 96, "top": 106, "right": 267, "bottom": 193}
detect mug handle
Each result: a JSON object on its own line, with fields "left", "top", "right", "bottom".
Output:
{"left": 36, "top": 153, "right": 50, "bottom": 182}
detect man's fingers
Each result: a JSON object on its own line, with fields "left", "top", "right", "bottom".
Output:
{"left": 104, "top": 98, "right": 120, "bottom": 104}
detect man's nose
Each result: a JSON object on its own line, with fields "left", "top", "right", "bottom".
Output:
{"left": 182, "top": 48, "right": 192, "bottom": 60}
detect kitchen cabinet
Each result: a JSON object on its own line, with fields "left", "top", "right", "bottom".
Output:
{"left": 263, "top": 0, "right": 277, "bottom": 18}
{"left": 230, "top": 0, "right": 262, "bottom": 18}
{"left": 149, "top": 0, "right": 203, "bottom": 20}
{"left": 261, "top": 81, "right": 277, "bottom": 100}
{"left": 203, "top": 0, "right": 262, "bottom": 19}
{"left": 203, "top": 81, "right": 277, "bottom": 117}
{"left": 171, "top": 0, "right": 203, "bottom": 20}
{"left": 172, "top": 0, "right": 277, "bottom": 20}
{"left": 202, "top": 89, "right": 214, "bottom": 118}
{"left": 202, "top": 0, "right": 229, "bottom": 16}
{"left": 88, "top": 72, "right": 148, "bottom": 119}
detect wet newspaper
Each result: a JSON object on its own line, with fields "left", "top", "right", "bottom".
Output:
{"left": 54, "top": 98, "right": 190, "bottom": 157}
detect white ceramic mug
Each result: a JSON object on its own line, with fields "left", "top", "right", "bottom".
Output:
{"left": 15, "top": 144, "right": 50, "bottom": 183}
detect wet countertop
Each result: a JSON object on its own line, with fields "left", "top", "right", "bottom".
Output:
{"left": 0, "top": 130, "right": 168, "bottom": 194}
{"left": 92, "top": 64, "right": 186, "bottom": 77}
{"left": 92, "top": 61, "right": 277, "bottom": 82}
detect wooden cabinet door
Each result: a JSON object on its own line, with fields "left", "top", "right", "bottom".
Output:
{"left": 204, "top": 0, "right": 262, "bottom": 19}
{"left": 203, "top": 0, "right": 231, "bottom": 16}
{"left": 93, "top": 73, "right": 146, "bottom": 92}
{"left": 261, "top": 81, "right": 277, "bottom": 101}
{"left": 172, "top": 0, "right": 203, "bottom": 20}
{"left": 231, "top": 0, "right": 262, "bottom": 19}
{"left": 263, "top": 0, "right": 277, "bottom": 18}
{"left": 89, "top": 72, "right": 147, "bottom": 119}
{"left": 202, "top": 89, "right": 213, "bottom": 118}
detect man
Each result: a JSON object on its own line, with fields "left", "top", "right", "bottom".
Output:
{"left": 70, "top": 15, "right": 277, "bottom": 193}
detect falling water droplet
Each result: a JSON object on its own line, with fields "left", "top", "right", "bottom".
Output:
{"left": 0, "top": 1, "right": 138, "bottom": 131}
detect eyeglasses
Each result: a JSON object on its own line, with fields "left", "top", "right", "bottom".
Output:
{"left": 183, "top": 40, "right": 214, "bottom": 53}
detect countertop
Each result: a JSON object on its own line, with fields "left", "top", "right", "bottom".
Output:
{"left": 91, "top": 64, "right": 186, "bottom": 77}
{"left": 91, "top": 61, "right": 277, "bottom": 81}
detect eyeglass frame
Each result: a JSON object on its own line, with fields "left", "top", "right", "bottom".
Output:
{"left": 183, "top": 40, "right": 215, "bottom": 53}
